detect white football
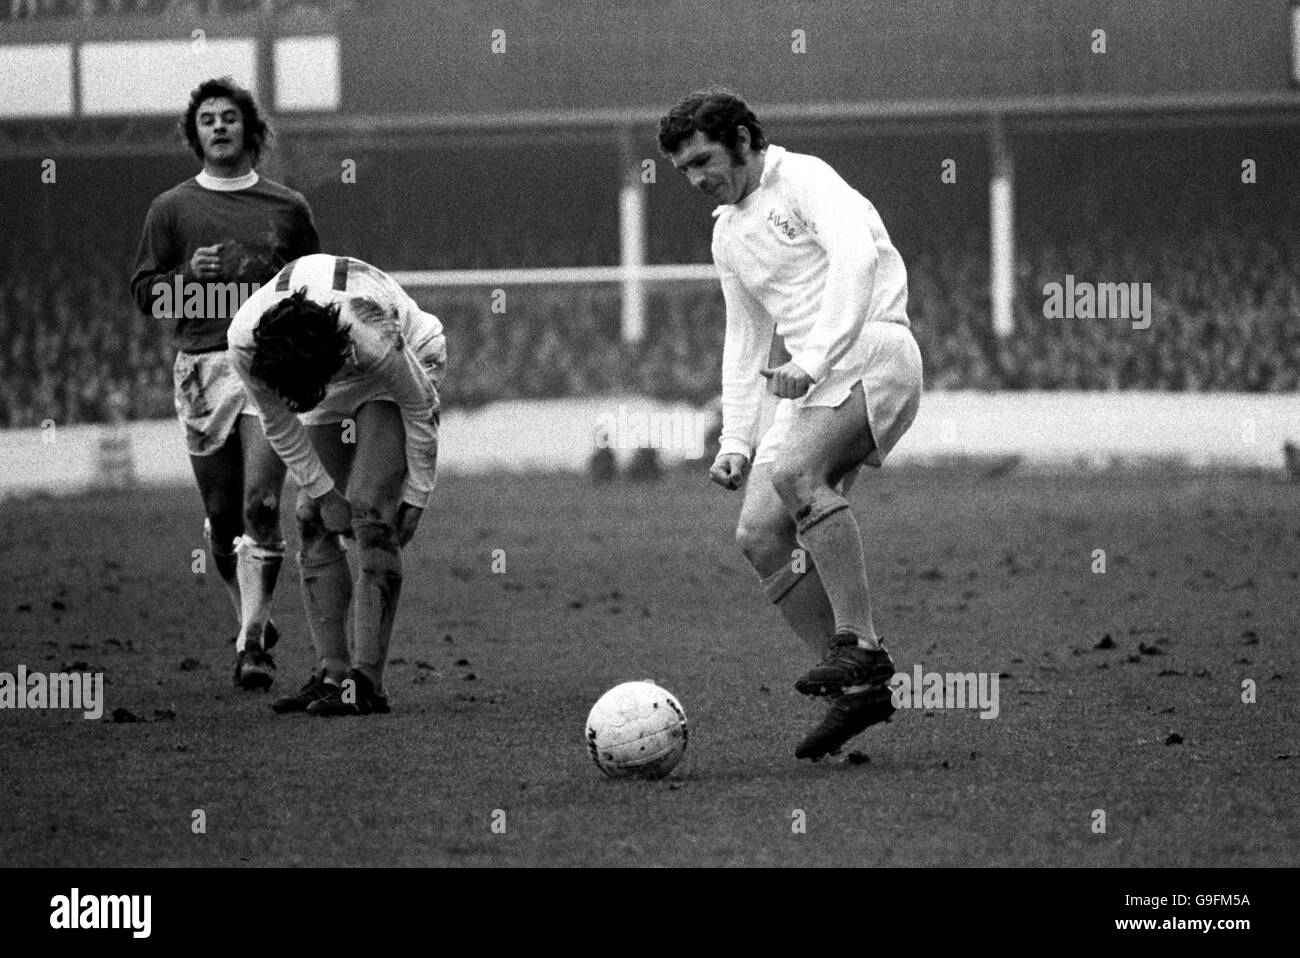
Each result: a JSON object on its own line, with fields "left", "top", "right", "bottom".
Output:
{"left": 585, "top": 681, "right": 688, "bottom": 779}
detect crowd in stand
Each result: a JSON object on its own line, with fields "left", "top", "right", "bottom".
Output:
{"left": 1, "top": 218, "right": 1297, "bottom": 428}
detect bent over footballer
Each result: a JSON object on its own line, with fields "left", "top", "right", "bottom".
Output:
{"left": 228, "top": 255, "right": 446, "bottom": 717}
{"left": 658, "top": 89, "right": 923, "bottom": 760}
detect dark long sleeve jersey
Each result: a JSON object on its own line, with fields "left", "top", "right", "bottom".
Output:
{"left": 130, "top": 175, "right": 320, "bottom": 352}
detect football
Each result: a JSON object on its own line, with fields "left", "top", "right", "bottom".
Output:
{"left": 585, "top": 681, "right": 688, "bottom": 779}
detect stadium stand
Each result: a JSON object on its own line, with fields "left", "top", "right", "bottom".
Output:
{"left": 2, "top": 208, "right": 1297, "bottom": 427}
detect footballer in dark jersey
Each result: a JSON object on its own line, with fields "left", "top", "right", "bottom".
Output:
{"left": 130, "top": 77, "right": 320, "bottom": 692}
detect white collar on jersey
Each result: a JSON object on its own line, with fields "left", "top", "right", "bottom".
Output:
{"left": 757, "top": 144, "right": 785, "bottom": 188}
{"left": 196, "top": 169, "right": 260, "bottom": 192}
{"left": 713, "top": 145, "right": 784, "bottom": 217}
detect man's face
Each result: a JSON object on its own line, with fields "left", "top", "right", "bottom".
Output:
{"left": 669, "top": 129, "right": 754, "bottom": 205}
{"left": 196, "top": 96, "right": 247, "bottom": 168}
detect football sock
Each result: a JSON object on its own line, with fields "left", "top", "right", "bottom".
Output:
{"left": 205, "top": 519, "right": 242, "bottom": 620}
{"left": 760, "top": 558, "right": 837, "bottom": 656}
{"left": 794, "top": 493, "right": 880, "bottom": 649}
{"left": 299, "top": 543, "right": 352, "bottom": 677}
{"left": 234, "top": 536, "right": 284, "bottom": 653}
{"left": 352, "top": 519, "right": 403, "bottom": 692}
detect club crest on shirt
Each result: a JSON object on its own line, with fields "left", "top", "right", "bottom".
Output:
{"left": 767, "top": 207, "right": 801, "bottom": 240}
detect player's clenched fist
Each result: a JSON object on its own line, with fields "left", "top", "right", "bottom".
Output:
{"left": 710, "top": 452, "right": 749, "bottom": 491}
{"left": 189, "top": 243, "right": 224, "bottom": 280}
{"left": 316, "top": 487, "right": 353, "bottom": 537}
{"left": 759, "top": 360, "right": 813, "bottom": 399}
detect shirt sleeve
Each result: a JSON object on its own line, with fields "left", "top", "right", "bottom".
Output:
{"left": 227, "top": 330, "right": 337, "bottom": 500}
{"left": 784, "top": 161, "right": 880, "bottom": 383}
{"left": 716, "top": 246, "right": 771, "bottom": 461}
{"left": 294, "top": 197, "right": 322, "bottom": 258}
{"left": 129, "top": 195, "right": 188, "bottom": 318}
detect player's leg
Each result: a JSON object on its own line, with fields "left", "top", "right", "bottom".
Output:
{"left": 343, "top": 400, "right": 407, "bottom": 710}
{"left": 303, "top": 400, "right": 405, "bottom": 717}
{"left": 271, "top": 420, "right": 355, "bottom": 714}
{"left": 772, "top": 382, "right": 879, "bottom": 646}
{"left": 191, "top": 440, "right": 244, "bottom": 624}
{"left": 772, "top": 382, "right": 885, "bottom": 660}
{"left": 193, "top": 438, "right": 282, "bottom": 691}
{"left": 736, "top": 461, "right": 838, "bottom": 657}
{"left": 176, "top": 349, "right": 280, "bottom": 689}
{"left": 176, "top": 349, "right": 245, "bottom": 624}
{"left": 235, "top": 413, "right": 289, "bottom": 655}
{"left": 772, "top": 383, "right": 902, "bottom": 758}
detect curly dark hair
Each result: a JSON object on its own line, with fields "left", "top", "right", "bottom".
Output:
{"left": 250, "top": 289, "right": 351, "bottom": 412}
{"left": 180, "top": 77, "right": 271, "bottom": 166}
{"left": 657, "top": 87, "right": 767, "bottom": 158}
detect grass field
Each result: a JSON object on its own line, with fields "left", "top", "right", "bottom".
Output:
{"left": 1, "top": 468, "right": 1296, "bottom": 867}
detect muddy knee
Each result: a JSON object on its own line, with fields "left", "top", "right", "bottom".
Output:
{"left": 736, "top": 515, "right": 797, "bottom": 574}
{"left": 354, "top": 522, "right": 399, "bottom": 555}
{"left": 243, "top": 487, "right": 282, "bottom": 542}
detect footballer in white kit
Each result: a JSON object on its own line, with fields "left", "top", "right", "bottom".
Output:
{"left": 227, "top": 254, "right": 446, "bottom": 716}
{"left": 659, "top": 89, "right": 923, "bottom": 760}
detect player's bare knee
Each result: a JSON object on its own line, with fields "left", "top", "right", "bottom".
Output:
{"left": 295, "top": 497, "right": 328, "bottom": 544}
{"left": 243, "top": 487, "right": 281, "bottom": 542}
{"left": 775, "top": 466, "right": 850, "bottom": 528}
{"left": 770, "top": 462, "right": 822, "bottom": 513}
{"left": 350, "top": 495, "right": 398, "bottom": 529}
{"left": 300, "top": 531, "right": 345, "bottom": 569}
{"left": 735, "top": 518, "right": 790, "bottom": 572}
{"left": 353, "top": 517, "right": 403, "bottom": 595}
{"left": 204, "top": 496, "right": 243, "bottom": 549}
{"left": 298, "top": 515, "right": 327, "bottom": 548}
{"left": 297, "top": 499, "right": 344, "bottom": 567}
{"left": 352, "top": 514, "right": 400, "bottom": 554}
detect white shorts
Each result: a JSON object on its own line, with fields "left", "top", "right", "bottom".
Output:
{"left": 298, "top": 333, "right": 448, "bottom": 427}
{"left": 173, "top": 349, "right": 259, "bottom": 457}
{"left": 753, "top": 321, "right": 922, "bottom": 469}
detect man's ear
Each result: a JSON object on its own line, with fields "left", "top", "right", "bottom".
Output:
{"left": 735, "top": 125, "right": 751, "bottom": 151}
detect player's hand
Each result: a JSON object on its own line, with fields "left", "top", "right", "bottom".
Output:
{"left": 189, "top": 244, "right": 224, "bottom": 280}
{"left": 710, "top": 453, "right": 749, "bottom": 491}
{"left": 759, "top": 361, "right": 813, "bottom": 399}
{"left": 317, "top": 487, "right": 353, "bottom": 538}
{"left": 395, "top": 502, "right": 423, "bottom": 547}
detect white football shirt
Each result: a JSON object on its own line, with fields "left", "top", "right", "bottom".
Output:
{"left": 711, "top": 145, "right": 909, "bottom": 459}
{"left": 228, "top": 254, "right": 444, "bottom": 508}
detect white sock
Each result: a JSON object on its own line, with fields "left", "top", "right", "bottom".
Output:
{"left": 234, "top": 535, "right": 284, "bottom": 652}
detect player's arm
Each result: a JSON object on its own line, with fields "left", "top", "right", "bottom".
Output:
{"left": 784, "top": 162, "right": 880, "bottom": 383}
{"left": 366, "top": 336, "right": 440, "bottom": 513}
{"left": 378, "top": 284, "right": 445, "bottom": 543}
{"left": 130, "top": 195, "right": 224, "bottom": 317}
{"left": 714, "top": 248, "right": 770, "bottom": 489}
{"left": 129, "top": 196, "right": 184, "bottom": 317}
{"left": 293, "top": 196, "right": 322, "bottom": 257}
